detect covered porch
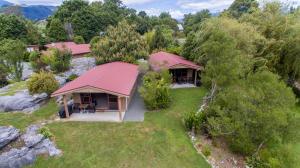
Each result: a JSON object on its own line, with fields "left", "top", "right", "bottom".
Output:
{"left": 61, "top": 89, "right": 129, "bottom": 122}
{"left": 169, "top": 68, "right": 200, "bottom": 86}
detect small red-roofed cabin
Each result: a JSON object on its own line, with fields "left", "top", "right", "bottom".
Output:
{"left": 51, "top": 62, "right": 139, "bottom": 121}
{"left": 149, "top": 52, "right": 203, "bottom": 85}
{"left": 45, "top": 42, "right": 91, "bottom": 58}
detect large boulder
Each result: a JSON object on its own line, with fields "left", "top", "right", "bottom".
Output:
{"left": 0, "top": 126, "right": 20, "bottom": 149}
{"left": 0, "top": 125, "right": 62, "bottom": 168}
{"left": 0, "top": 90, "right": 48, "bottom": 112}
{"left": 0, "top": 147, "right": 36, "bottom": 168}
{"left": 21, "top": 125, "right": 44, "bottom": 148}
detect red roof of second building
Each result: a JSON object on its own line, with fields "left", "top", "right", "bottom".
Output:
{"left": 45, "top": 42, "right": 91, "bottom": 56}
{"left": 52, "top": 62, "right": 139, "bottom": 97}
{"left": 149, "top": 51, "right": 202, "bottom": 71}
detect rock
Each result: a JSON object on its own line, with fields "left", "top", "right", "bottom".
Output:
{"left": 21, "top": 125, "right": 44, "bottom": 148}
{"left": 55, "top": 75, "right": 67, "bottom": 86}
{"left": 0, "top": 147, "right": 36, "bottom": 168}
{"left": 0, "top": 126, "right": 20, "bottom": 149}
{"left": 0, "top": 90, "right": 48, "bottom": 113}
{"left": 34, "top": 139, "right": 62, "bottom": 156}
{"left": 22, "top": 62, "right": 34, "bottom": 80}
{"left": 0, "top": 125, "right": 62, "bottom": 168}
{"left": 55, "top": 57, "right": 96, "bottom": 86}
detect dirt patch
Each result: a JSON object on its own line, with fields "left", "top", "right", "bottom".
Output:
{"left": 189, "top": 133, "right": 246, "bottom": 168}
{"left": 0, "top": 137, "right": 25, "bottom": 154}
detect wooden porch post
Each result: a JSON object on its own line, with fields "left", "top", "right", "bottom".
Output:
{"left": 194, "top": 70, "right": 198, "bottom": 86}
{"left": 63, "top": 95, "right": 70, "bottom": 118}
{"left": 118, "top": 97, "right": 122, "bottom": 121}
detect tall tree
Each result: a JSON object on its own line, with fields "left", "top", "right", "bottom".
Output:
{"left": 92, "top": 20, "right": 148, "bottom": 64}
{"left": 227, "top": 0, "right": 259, "bottom": 18}
{"left": 0, "top": 14, "right": 27, "bottom": 41}
{"left": 47, "top": 18, "right": 68, "bottom": 42}
{"left": 183, "top": 9, "right": 211, "bottom": 35}
{"left": 0, "top": 39, "right": 26, "bottom": 81}
{"left": 150, "top": 26, "right": 168, "bottom": 52}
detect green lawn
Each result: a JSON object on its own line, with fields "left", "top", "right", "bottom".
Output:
{"left": 292, "top": 103, "right": 300, "bottom": 165}
{"left": 30, "top": 88, "right": 211, "bottom": 168}
{"left": 0, "top": 99, "right": 58, "bottom": 130}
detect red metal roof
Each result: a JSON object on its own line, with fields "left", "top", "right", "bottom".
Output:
{"left": 52, "top": 62, "right": 139, "bottom": 97}
{"left": 45, "top": 42, "right": 91, "bottom": 56}
{"left": 149, "top": 52, "right": 202, "bottom": 71}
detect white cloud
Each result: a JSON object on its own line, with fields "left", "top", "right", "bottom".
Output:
{"left": 145, "top": 8, "right": 185, "bottom": 18}
{"left": 122, "top": 0, "right": 157, "bottom": 5}
{"left": 177, "top": 0, "right": 234, "bottom": 12}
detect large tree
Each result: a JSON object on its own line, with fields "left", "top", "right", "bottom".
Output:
{"left": 183, "top": 9, "right": 212, "bottom": 35}
{"left": 92, "top": 20, "right": 148, "bottom": 64}
{"left": 240, "top": 2, "right": 300, "bottom": 80}
{"left": 0, "top": 14, "right": 27, "bottom": 41}
{"left": 226, "top": 0, "right": 259, "bottom": 18}
{"left": 0, "top": 39, "right": 26, "bottom": 81}
{"left": 205, "top": 71, "right": 296, "bottom": 155}
{"left": 47, "top": 18, "right": 68, "bottom": 42}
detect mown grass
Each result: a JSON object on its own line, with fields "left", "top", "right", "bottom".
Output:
{"left": 292, "top": 103, "right": 300, "bottom": 165}
{"left": 0, "top": 99, "right": 58, "bottom": 130}
{"left": 31, "top": 88, "right": 211, "bottom": 168}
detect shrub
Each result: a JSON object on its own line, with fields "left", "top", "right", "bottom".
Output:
{"left": 139, "top": 70, "right": 172, "bottom": 110}
{"left": 183, "top": 111, "right": 205, "bottom": 132}
{"left": 166, "top": 45, "right": 182, "bottom": 55}
{"left": 0, "top": 64, "right": 8, "bottom": 87}
{"left": 23, "top": 51, "right": 30, "bottom": 62}
{"left": 67, "top": 74, "right": 78, "bottom": 82}
{"left": 90, "top": 36, "right": 101, "bottom": 48}
{"left": 73, "top": 35, "right": 85, "bottom": 44}
{"left": 201, "top": 145, "right": 211, "bottom": 157}
{"left": 29, "top": 51, "right": 46, "bottom": 72}
{"left": 48, "top": 48, "right": 72, "bottom": 73}
{"left": 27, "top": 71, "right": 59, "bottom": 95}
{"left": 39, "top": 127, "right": 53, "bottom": 139}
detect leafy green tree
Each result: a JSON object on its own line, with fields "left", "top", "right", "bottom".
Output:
{"left": 71, "top": 7, "right": 101, "bottom": 41}
{"left": 240, "top": 2, "right": 300, "bottom": 80}
{"left": 92, "top": 20, "right": 148, "bottom": 64}
{"left": 45, "top": 48, "right": 72, "bottom": 73}
{"left": 226, "top": 0, "right": 259, "bottom": 18}
{"left": 139, "top": 70, "right": 172, "bottom": 110}
{"left": 73, "top": 35, "right": 85, "bottom": 44}
{"left": 47, "top": 18, "right": 68, "bottom": 42}
{"left": 0, "top": 39, "right": 26, "bottom": 81}
{"left": 0, "top": 14, "right": 27, "bottom": 41}
{"left": 150, "top": 26, "right": 168, "bottom": 52}
{"left": 183, "top": 17, "right": 265, "bottom": 64}
{"left": 183, "top": 9, "right": 211, "bottom": 35}
{"left": 29, "top": 51, "right": 46, "bottom": 72}
{"left": 204, "top": 71, "right": 296, "bottom": 156}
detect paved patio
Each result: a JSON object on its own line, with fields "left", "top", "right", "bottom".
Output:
{"left": 66, "top": 112, "right": 125, "bottom": 122}
{"left": 171, "top": 83, "right": 196, "bottom": 89}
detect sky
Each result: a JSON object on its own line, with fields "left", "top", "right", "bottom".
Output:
{"left": 5, "top": 0, "right": 300, "bottom": 19}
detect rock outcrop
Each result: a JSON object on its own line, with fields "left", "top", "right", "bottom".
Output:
{"left": 0, "top": 126, "right": 20, "bottom": 149}
{"left": 0, "top": 90, "right": 48, "bottom": 113}
{"left": 0, "top": 125, "right": 62, "bottom": 168}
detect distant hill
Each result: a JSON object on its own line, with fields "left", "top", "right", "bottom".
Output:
{"left": 0, "top": 0, "right": 12, "bottom": 7}
{"left": 0, "top": 2, "right": 57, "bottom": 20}
{"left": 22, "top": 5, "right": 56, "bottom": 20}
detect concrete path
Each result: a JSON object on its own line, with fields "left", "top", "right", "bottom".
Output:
{"left": 124, "top": 77, "right": 146, "bottom": 122}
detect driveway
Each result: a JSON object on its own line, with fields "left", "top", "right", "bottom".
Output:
{"left": 124, "top": 76, "right": 146, "bottom": 122}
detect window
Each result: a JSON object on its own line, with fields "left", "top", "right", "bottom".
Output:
{"left": 81, "top": 94, "right": 91, "bottom": 104}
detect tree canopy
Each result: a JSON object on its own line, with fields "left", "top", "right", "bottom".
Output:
{"left": 92, "top": 20, "right": 148, "bottom": 64}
